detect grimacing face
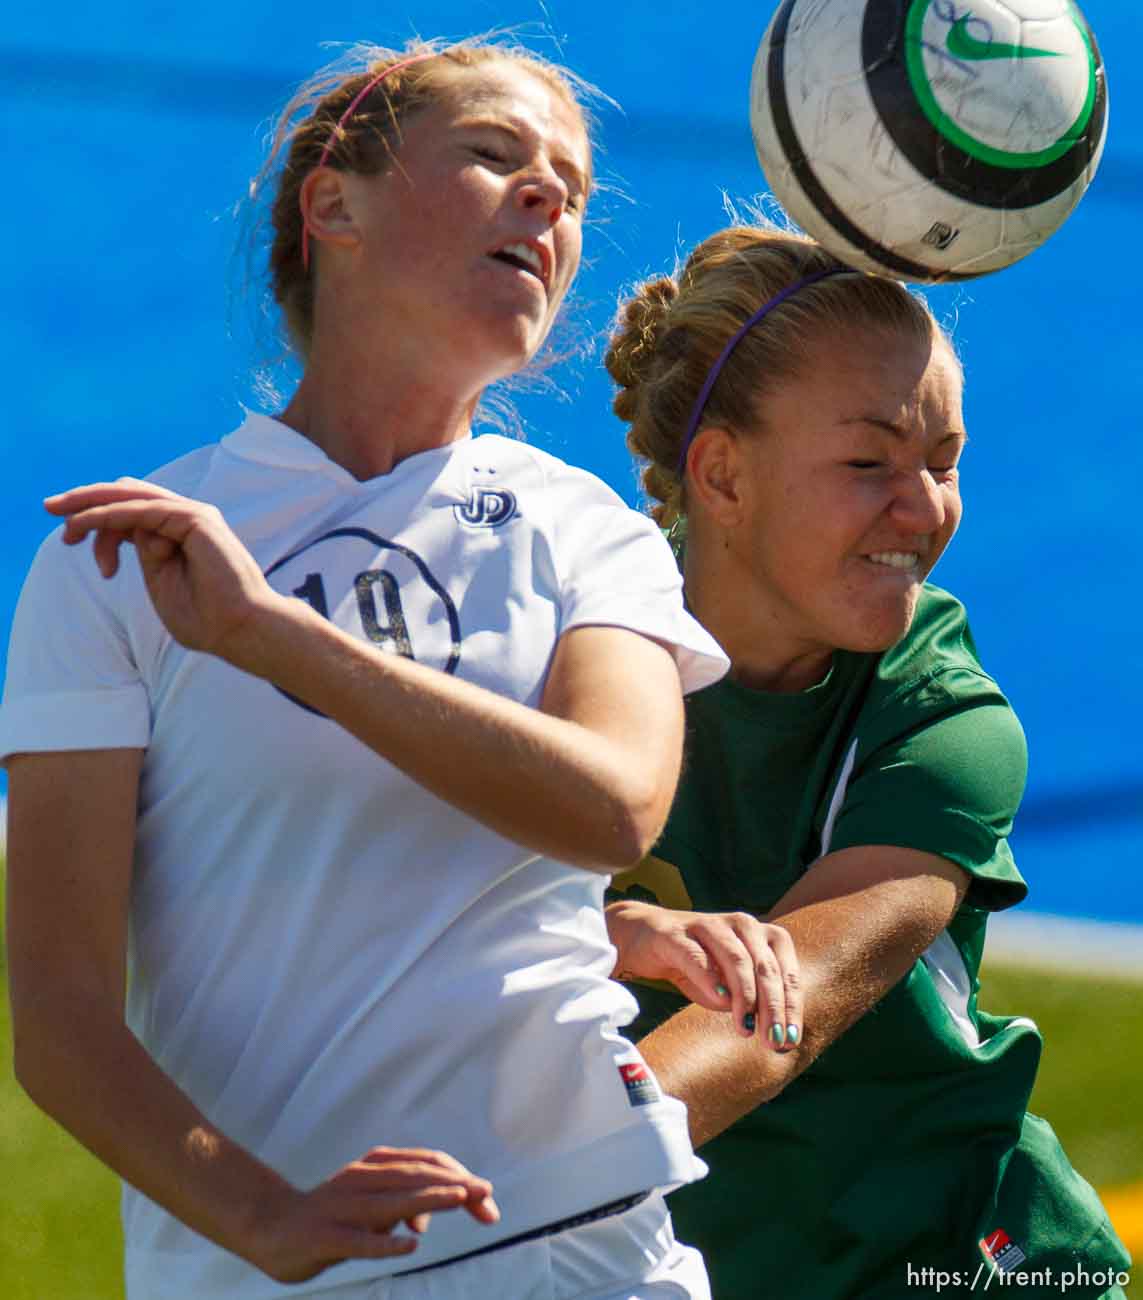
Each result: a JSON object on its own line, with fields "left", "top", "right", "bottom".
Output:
{"left": 730, "top": 322, "right": 965, "bottom": 667}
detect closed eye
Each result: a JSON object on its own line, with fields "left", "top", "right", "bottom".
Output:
{"left": 473, "top": 144, "right": 509, "bottom": 164}
{"left": 847, "top": 460, "right": 883, "bottom": 470}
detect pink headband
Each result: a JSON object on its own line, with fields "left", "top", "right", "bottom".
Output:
{"left": 301, "top": 53, "right": 436, "bottom": 271}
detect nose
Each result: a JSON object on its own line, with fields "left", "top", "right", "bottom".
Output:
{"left": 890, "top": 467, "right": 946, "bottom": 533}
{"left": 517, "top": 165, "right": 569, "bottom": 227}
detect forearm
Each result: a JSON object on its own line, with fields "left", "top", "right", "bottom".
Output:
{"left": 638, "top": 1006, "right": 801, "bottom": 1148}
{"left": 637, "top": 850, "right": 967, "bottom": 1147}
{"left": 636, "top": 935, "right": 843, "bottom": 1148}
{"left": 7, "top": 752, "right": 279, "bottom": 1259}
{"left": 239, "top": 599, "right": 674, "bottom": 869}
{"left": 42, "top": 484, "right": 685, "bottom": 867}
{"left": 14, "top": 993, "right": 291, "bottom": 1267}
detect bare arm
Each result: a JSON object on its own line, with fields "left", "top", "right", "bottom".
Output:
{"left": 6, "top": 751, "right": 499, "bottom": 1284}
{"left": 45, "top": 482, "right": 686, "bottom": 870}
{"left": 636, "top": 845, "right": 968, "bottom": 1148}
{"left": 259, "top": 609, "right": 684, "bottom": 869}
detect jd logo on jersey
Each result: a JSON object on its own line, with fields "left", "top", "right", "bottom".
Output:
{"left": 265, "top": 527, "right": 462, "bottom": 716}
{"left": 454, "top": 486, "right": 517, "bottom": 528}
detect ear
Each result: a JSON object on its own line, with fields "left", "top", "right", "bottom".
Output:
{"left": 299, "top": 168, "right": 361, "bottom": 260}
{"left": 686, "top": 426, "right": 746, "bottom": 528}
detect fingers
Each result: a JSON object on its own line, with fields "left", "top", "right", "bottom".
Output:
{"left": 83, "top": 524, "right": 176, "bottom": 581}
{"left": 746, "top": 922, "right": 801, "bottom": 1052}
{"left": 44, "top": 478, "right": 178, "bottom": 516}
{"left": 290, "top": 1222, "right": 422, "bottom": 1272}
{"left": 752, "top": 937, "right": 789, "bottom": 1049}
{"left": 251, "top": 1148, "right": 501, "bottom": 1284}
{"left": 350, "top": 1148, "right": 500, "bottom": 1225}
{"left": 47, "top": 482, "right": 199, "bottom": 577}
{"left": 679, "top": 913, "right": 759, "bottom": 1037}
{"left": 684, "top": 913, "right": 803, "bottom": 1049}
{"left": 656, "top": 932, "right": 727, "bottom": 1010}
{"left": 58, "top": 500, "right": 200, "bottom": 549}
{"left": 767, "top": 923, "right": 803, "bottom": 1052}
{"left": 638, "top": 911, "right": 758, "bottom": 1036}
{"left": 285, "top": 1188, "right": 466, "bottom": 1271}
{"left": 92, "top": 527, "right": 132, "bottom": 580}
{"left": 255, "top": 1172, "right": 493, "bottom": 1283}
{"left": 609, "top": 903, "right": 805, "bottom": 1051}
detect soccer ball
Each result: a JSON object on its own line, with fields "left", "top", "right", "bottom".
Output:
{"left": 749, "top": 0, "right": 1108, "bottom": 282}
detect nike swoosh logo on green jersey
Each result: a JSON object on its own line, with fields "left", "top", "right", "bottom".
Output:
{"left": 946, "top": 14, "right": 1062, "bottom": 61}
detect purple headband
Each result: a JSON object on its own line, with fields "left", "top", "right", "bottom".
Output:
{"left": 301, "top": 53, "right": 436, "bottom": 271}
{"left": 676, "top": 267, "right": 851, "bottom": 474}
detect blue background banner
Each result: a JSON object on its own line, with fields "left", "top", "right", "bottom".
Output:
{"left": 3, "top": 1, "right": 1139, "bottom": 922}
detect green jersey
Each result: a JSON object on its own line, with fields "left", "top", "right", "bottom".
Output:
{"left": 614, "top": 586, "right": 1130, "bottom": 1298}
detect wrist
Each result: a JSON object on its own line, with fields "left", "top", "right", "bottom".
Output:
{"left": 605, "top": 898, "right": 652, "bottom": 973}
{"left": 225, "top": 1165, "right": 301, "bottom": 1275}
{"left": 219, "top": 592, "right": 321, "bottom": 682}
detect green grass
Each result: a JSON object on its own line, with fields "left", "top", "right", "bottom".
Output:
{"left": 0, "top": 876, "right": 123, "bottom": 1300}
{"left": 1, "top": 860, "right": 1137, "bottom": 1298}
{"left": 981, "top": 958, "right": 1143, "bottom": 1192}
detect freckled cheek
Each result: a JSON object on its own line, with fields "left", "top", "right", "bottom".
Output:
{"left": 553, "top": 231, "right": 583, "bottom": 299}
{"left": 933, "top": 494, "right": 963, "bottom": 559}
{"left": 428, "top": 176, "right": 498, "bottom": 235}
{"left": 946, "top": 493, "right": 964, "bottom": 535}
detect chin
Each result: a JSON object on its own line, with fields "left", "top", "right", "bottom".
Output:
{"left": 488, "top": 327, "right": 549, "bottom": 381}
{"left": 842, "top": 594, "right": 921, "bottom": 654}
{"left": 459, "top": 306, "right": 546, "bottom": 378}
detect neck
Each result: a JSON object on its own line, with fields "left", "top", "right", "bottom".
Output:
{"left": 280, "top": 302, "right": 484, "bottom": 482}
{"left": 683, "top": 516, "right": 834, "bottom": 694}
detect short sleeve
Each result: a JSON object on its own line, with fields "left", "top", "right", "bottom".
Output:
{"left": 546, "top": 466, "right": 728, "bottom": 695}
{"left": 0, "top": 531, "right": 152, "bottom": 762}
{"left": 829, "top": 699, "right": 1029, "bottom": 911}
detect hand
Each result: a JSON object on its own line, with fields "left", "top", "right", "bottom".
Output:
{"left": 245, "top": 1146, "right": 500, "bottom": 1284}
{"left": 606, "top": 899, "right": 802, "bottom": 1048}
{"left": 45, "top": 479, "right": 283, "bottom": 671}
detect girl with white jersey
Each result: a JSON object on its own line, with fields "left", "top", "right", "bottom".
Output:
{"left": 1, "top": 40, "right": 798, "bottom": 1300}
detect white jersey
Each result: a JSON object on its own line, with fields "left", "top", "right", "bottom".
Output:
{"left": 0, "top": 413, "right": 728, "bottom": 1300}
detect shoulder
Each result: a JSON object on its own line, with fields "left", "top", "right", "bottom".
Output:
{"left": 466, "top": 437, "right": 667, "bottom": 572}
{"left": 828, "top": 589, "right": 1028, "bottom": 898}
{"left": 144, "top": 431, "right": 244, "bottom": 501}
{"left": 846, "top": 584, "right": 1027, "bottom": 782}
{"left": 145, "top": 442, "right": 221, "bottom": 497}
{"left": 468, "top": 435, "right": 629, "bottom": 510}
{"left": 20, "top": 437, "right": 230, "bottom": 613}
{"left": 868, "top": 584, "right": 1012, "bottom": 716}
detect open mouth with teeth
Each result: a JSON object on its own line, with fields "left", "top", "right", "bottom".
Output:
{"left": 865, "top": 551, "right": 921, "bottom": 571}
{"left": 490, "top": 242, "right": 546, "bottom": 286}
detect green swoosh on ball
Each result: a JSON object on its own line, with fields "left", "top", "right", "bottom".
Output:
{"left": 946, "top": 14, "right": 1062, "bottom": 61}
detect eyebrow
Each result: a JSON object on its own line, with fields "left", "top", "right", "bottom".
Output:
{"left": 842, "top": 416, "right": 968, "bottom": 443}
{"left": 455, "top": 115, "right": 590, "bottom": 191}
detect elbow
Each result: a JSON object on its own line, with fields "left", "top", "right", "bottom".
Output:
{"left": 11, "top": 1026, "right": 50, "bottom": 1110}
{"left": 600, "top": 780, "right": 670, "bottom": 870}
{"left": 10, "top": 991, "right": 113, "bottom": 1114}
{"left": 605, "top": 823, "right": 656, "bottom": 873}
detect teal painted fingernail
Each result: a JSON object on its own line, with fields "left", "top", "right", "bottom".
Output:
{"left": 743, "top": 1012, "right": 756, "bottom": 1034}
{"left": 769, "top": 1023, "right": 786, "bottom": 1048}
{"left": 715, "top": 984, "right": 729, "bottom": 998}
{"left": 786, "top": 1024, "right": 800, "bottom": 1046}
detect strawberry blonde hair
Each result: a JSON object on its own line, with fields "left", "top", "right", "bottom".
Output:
{"left": 606, "top": 226, "right": 953, "bottom": 524}
{"left": 250, "top": 39, "right": 594, "bottom": 356}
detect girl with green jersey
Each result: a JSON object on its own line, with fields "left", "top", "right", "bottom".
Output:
{"left": 603, "top": 226, "right": 1132, "bottom": 1299}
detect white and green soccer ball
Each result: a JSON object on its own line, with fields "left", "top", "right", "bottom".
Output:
{"left": 749, "top": 0, "right": 1108, "bottom": 281}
